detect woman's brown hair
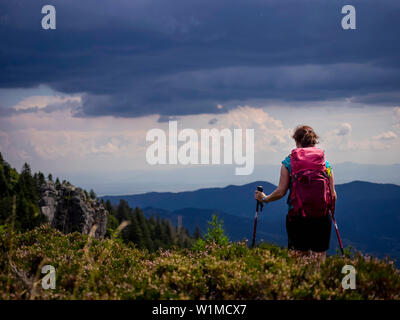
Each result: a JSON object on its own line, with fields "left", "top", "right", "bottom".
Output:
{"left": 292, "top": 125, "right": 319, "bottom": 147}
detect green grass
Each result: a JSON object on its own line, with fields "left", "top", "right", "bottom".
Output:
{"left": 1, "top": 225, "right": 399, "bottom": 300}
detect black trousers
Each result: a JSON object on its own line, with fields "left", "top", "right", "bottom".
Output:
{"left": 286, "top": 214, "right": 332, "bottom": 252}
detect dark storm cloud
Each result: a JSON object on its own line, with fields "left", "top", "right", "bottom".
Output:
{"left": 0, "top": 0, "right": 400, "bottom": 118}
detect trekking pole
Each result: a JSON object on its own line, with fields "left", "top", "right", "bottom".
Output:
{"left": 251, "top": 186, "right": 264, "bottom": 248}
{"left": 331, "top": 200, "right": 344, "bottom": 257}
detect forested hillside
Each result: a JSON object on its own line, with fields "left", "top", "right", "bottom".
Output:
{"left": 0, "top": 152, "right": 196, "bottom": 251}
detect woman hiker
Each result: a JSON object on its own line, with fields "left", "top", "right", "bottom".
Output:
{"left": 255, "top": 125, "right": 337, "bottom": 258}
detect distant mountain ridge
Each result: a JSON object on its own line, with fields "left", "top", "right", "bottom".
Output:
{"left": 103, "top": 181, "right": 282, "bottom": 217}
{"left": 102, "top": 180, "right": 400, "bottom": 262}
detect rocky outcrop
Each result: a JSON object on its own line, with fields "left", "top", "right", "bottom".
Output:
{"left": 39, "top": 181, "right": 107, "bottom": 239}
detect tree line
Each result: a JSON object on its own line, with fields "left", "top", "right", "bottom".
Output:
{"left": 103, "top": 199, "right": 201, "bottom": 251}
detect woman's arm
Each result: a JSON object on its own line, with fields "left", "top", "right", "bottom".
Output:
{"left": 255, "top": 165, "right": 290, "bottom": 203}
{"left": 329, "top": 172, "right": 337, "bottom": 202}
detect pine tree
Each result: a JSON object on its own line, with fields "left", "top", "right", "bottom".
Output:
{"left": 161, "top": 220, "right": 174, "bottom": 248}
{"left": 148, "top": 214, "right": 157, "bottom": 241}
{"left": 104, "top": 200, "right": 114, "bottom": 214}
{"left": 205, "top": 214, "right": 229, "bottom": 245}
{"left": 134, "top": 207, "right": 153, "bottom": 250}
{"left": 18, "top": 163, "right": 37, "bottom": 203}
{"left": 0, "top": 162, "right": 9, "bottom": 197}
{"left": 105, "top": 213, "right": 119, "bottom": 238}
{"left": 0, "top": 195, "right": 13, "bottom": 224}
{"left": 193, "top": 225, "right": 202, "bottom": 240}
{"left": 33, "top": 171, "right": 46, "bottom": 195}
{"left": 154, "top": 217, "right": 163, "bottom": 247}
{"left": 116, "top": 200, "right": 130, "bottom": 223}
{"left": 38, "top": 172, "right": 45, "bottom": 186}
{"left": 123, "top": 212, "right": 144, "bottom": 248}
{"left": 89, "top": 189, "right": 97, "bottom": 200}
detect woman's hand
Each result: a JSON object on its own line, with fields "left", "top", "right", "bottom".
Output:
{"left": 255, "top": 190, "right": 267, "bottom": 202}
{"left": 332, "top": 190, "right": 337, "bottom": 203}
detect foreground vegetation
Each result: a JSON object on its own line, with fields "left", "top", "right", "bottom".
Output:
{"left": 1, "top": 224, "right": 399, "bottom": 300}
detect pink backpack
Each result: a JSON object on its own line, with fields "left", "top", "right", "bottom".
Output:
{"left": 289, "top": 147, "right": 332, "bottom": 218}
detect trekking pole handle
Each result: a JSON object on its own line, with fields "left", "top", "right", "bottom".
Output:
{"left": 256, "top": 186, "right": 264, "bottom": 211}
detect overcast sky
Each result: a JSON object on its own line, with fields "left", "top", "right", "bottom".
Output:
{"left": 0, "top": 1, "right": 400, "bottom": 193}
